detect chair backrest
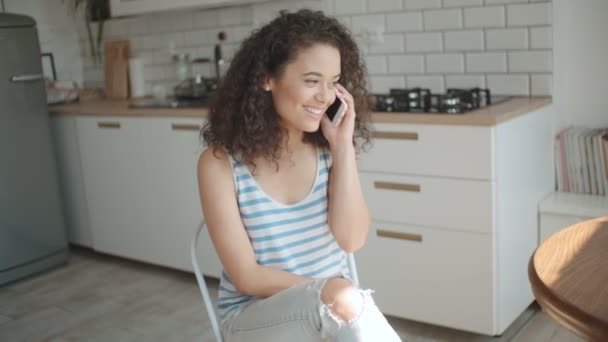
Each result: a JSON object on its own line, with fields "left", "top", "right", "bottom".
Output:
{"left": 191, "top": 222, "right": 223, "bottom": 342}
{"left": 191, "top": 221, "right": 360, "bottom": 342}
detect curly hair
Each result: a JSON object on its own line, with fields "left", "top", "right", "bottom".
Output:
{"left": 201, "top": 9, "right": 370, "bottom": 167}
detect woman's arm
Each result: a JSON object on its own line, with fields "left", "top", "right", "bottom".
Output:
{"left": 197, "top": 147, "right": 311, "bottom": 297}
{"left": 321, "top": 83, "right": 371, "bottom": 253}
{"left": 326, "top": 144, "right": 370, "bottom": 253}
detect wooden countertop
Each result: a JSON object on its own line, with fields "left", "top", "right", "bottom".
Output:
{"left": 48, "top": 96, "right": 551, "bottom": 126}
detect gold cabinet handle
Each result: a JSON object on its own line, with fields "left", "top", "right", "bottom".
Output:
{"left": 377, "top": 229, "right": 422, "bottom": 242}
{"left": 97, "top": 122, "right": 120, "bottom": 129}
{"left": 374, "top": 181, "right": 420, "bottom": 192}
{"left": 171, "top": 123, "right": 201, "bottom": 131}
{"left": 372, "top": 131, "right": 418, "bottom": 140}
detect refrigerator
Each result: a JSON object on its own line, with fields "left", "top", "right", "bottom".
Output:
{"left": 0, "top": 13, "right": 69, "bottom": 285}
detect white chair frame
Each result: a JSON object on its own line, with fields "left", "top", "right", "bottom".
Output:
{"left": 191, "top": 221, "right": 360, "bottom": 342}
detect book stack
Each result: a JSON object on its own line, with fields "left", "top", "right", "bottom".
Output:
{"left": 555, "top": 127, "right": 608, "bottom": 195}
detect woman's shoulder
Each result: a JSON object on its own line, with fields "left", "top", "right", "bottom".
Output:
{"left": 198, "top": 146, "right": 233, "bottom": 178}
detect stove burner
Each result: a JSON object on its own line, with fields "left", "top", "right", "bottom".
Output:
{"left": 372, "top": 87, "right": 506, "bottom": 114}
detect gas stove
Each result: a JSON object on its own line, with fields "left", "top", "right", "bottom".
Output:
{"left": 371, "top": 87, "right": 510, "bottom": 114}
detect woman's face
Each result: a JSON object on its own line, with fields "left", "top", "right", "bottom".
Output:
{"left": 265, "top": 43, "right": 341, "bottom": 136}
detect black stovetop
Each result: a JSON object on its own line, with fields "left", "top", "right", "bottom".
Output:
{"left": 371, "top": 87, "right": 510, "bottom": 114}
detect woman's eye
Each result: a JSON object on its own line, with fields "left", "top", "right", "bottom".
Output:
{"left": 305, "top": 80, "right": 319, "bottom": 84}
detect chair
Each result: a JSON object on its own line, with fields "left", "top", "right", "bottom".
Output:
{"left": 191, "top": 221, "right": 361, "bottom": 342}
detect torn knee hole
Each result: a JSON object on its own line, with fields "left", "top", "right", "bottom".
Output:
{"left": 320, "top": 278, "right": 364, "bottom": 325}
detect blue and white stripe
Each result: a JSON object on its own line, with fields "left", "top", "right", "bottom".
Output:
{"left": 217, "top": 147, "right": 347, "bottom": 322}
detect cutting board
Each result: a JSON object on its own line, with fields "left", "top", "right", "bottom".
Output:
{"left": 104, "top": 40, "right": 131, "bottom": 99}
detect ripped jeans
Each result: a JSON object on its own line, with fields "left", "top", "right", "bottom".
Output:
{"left": 220, "top": 276, "right": 402, "bottom": 342}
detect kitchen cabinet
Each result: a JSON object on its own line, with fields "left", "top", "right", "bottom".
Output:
{"left": 144, "top": 117, "right": 221, "bottom": 277}
{"left": 50, "top": 116, "right": 93, "bottom": 247}
{"left": 71, "top": 115, "right": 222, "bottom": 277}
{"left": 356, "top": 104, "right": 554, "bottom": 336}
{"left": 110, "top": 0, "right": 266, "bottom": 17}
{"left": 76, "top": 117, "right": 154, "bottom": 262}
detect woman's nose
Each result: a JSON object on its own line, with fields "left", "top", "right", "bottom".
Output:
{"left": 316, "top": 86, "right": 335, "bottom": 105}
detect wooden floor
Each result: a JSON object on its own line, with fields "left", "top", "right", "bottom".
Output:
{"left": 0, "top": 248, "right": 583, "bottom": 342}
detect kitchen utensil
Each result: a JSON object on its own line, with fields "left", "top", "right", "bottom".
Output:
{"left": 104, "top": 40, "right": 131, "bottom": 99}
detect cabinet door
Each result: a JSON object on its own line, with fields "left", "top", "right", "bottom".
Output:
{"left": 77, "top": 117, "right": 154, "bottom": 261}
{"left": 356, "top": 220, "right": 494, "bottom": 335}
{"left": 144, "top": 117, "right": 222, "bottom": 277}
{"left": 50, "top": 116, "right": 93, "bottom": 247}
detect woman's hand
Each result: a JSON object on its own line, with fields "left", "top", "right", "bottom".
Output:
{"left": 320, "top": 83, "right": 356, "bottom": 151}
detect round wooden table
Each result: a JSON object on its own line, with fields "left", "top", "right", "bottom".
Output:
{"left": 529, "top": 216, "right": 608, "bottom": 341}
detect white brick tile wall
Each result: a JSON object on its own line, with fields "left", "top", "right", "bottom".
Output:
{"left": 530, "top": 26, "right": 552, "bottom": 49}
{"left": 218, "top": 6, "right": 253, "bottom": 26}
{"left": 485, "top": 0, "right": 527, "bottom": 4}
{"left": 406, "top": 75, "right": 445, "bottom": 93}
{"left": 444, "top": 30, "right": 484, "bottom": 51}
{"left": 129, "top": 17, "right": 148, "bottom": 36}
{"left": 108, "top": 19, "right": 130, "bottom": 37}
{"left": 369, "top": 34, "right": 406, "bottom": 54}
{"left": 352, "top": 14, "right": 385, "bottom": 35}
{"left": 507, "top": 3, "right": 552, "bottom": 27}
{"left": 388, "top": 55, "right": 425, "bottom": 73}
{"left": 426, "top": 54, "right": 465, "bottom": 73}
{"left": 531, "top": 74, "right": 552, "bottom": 96}
{"left": 335, "top": 0, "right": 366, "bottom": 15}
{"left": 406, "top": 32, "right": 443, "bottom": 52}
{"left": 487, "top": 74, "right": 529, "bottom": 95}
{"left": 445, "top": 75, "right": 486, "bottom": 88}
{"left": 404, "top": 0, "right": 441, "bottom": 10}
{"left": 228, "top": 26, "right": 253, "bottom": 44}
{"left": 193, "top": 10, "right": 220, "bottom": 29}
{"left": 369, "top": 75, "right": 406, "bottom": 93}
{"left": 173, "top": 12, "right": 195, "bottom": 32}
{"left": 442, "top": 0, "right": 483, "bottom": 8}
{"left": 466, "top": 52, "right": 507, "bottom": 72}
{"left": 424, "top": 9, "right": 463, "bottom": 31}
{"left": 336, "top": 16, "right": 352, "bottom": 31}
{"left": 366, "top": 0, "right": 402, "bottom": 12}
{"left": 146, "top": 14, "right": 173, "bottom": 34}
{"left": 64, "top": 0, "right": 553, "bottom": 96}
{"left": 508, "top": 51, "right": 552, "bottom": 72}
{"left": 486, "top": 28, "right": 528, "bottom": 50}
{"left": 365, "top": 55, "right": 388, "bottom": 74}
{"left": 387, "top": 12, "right": 423, "bottom": 32}
{"left": 464, "top": 6, "right": 505, "bottom": 28}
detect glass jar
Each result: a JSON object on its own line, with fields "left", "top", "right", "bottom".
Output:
{"left": 172, "top": 53, "right": 192, "bottom": 82}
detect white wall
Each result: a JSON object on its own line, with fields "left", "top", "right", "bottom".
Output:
{"left": 4, "top": 0, "right": 84, "bottom": 85}
{"left": 83, "top": 0, "right": 553, "bottom": 95}
{"left": 553, "top": 0, "right": 608, "bottom": 129}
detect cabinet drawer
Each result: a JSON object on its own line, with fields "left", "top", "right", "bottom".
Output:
{"left": 361, "top": 172, "right": 494, "bottom": 233}
{"left": 356, "top": 220, "right": 494, "bottom": 334}
{"left": 359, "top": 123, "right": 493, "bottom": 180}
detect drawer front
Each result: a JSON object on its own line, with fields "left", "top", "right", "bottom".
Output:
{"left": 359, "top": 123, "right": 493, "bottom": 180}
{"left": 361, "top": 172, "right": 494, "bottom": 233}
{"left": 357, "top": 220, "right": 494, "bottom": 334}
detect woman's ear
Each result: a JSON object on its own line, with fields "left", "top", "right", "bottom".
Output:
{"left": 262, "top": 75, "right": 273, "bottom": 91}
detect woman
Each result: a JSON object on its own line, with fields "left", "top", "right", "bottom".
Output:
{"left": 198, "top": 9, "right": 401, "bottom": 342}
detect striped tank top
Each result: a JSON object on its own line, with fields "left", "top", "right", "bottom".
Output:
{"left": 217, "top": 146, "right": 348, "bottom": 322}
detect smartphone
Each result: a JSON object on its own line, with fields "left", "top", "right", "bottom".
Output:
{"left": 325, "top": 96, "right": 347, "bottom": 127}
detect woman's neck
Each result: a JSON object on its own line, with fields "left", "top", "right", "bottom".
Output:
{"left": 282, "top": 126, "right": 306, "bottom": 153}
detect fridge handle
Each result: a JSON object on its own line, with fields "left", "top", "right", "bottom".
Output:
{"left": 10, "top": 74, "right": 44, "bottom": 83}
